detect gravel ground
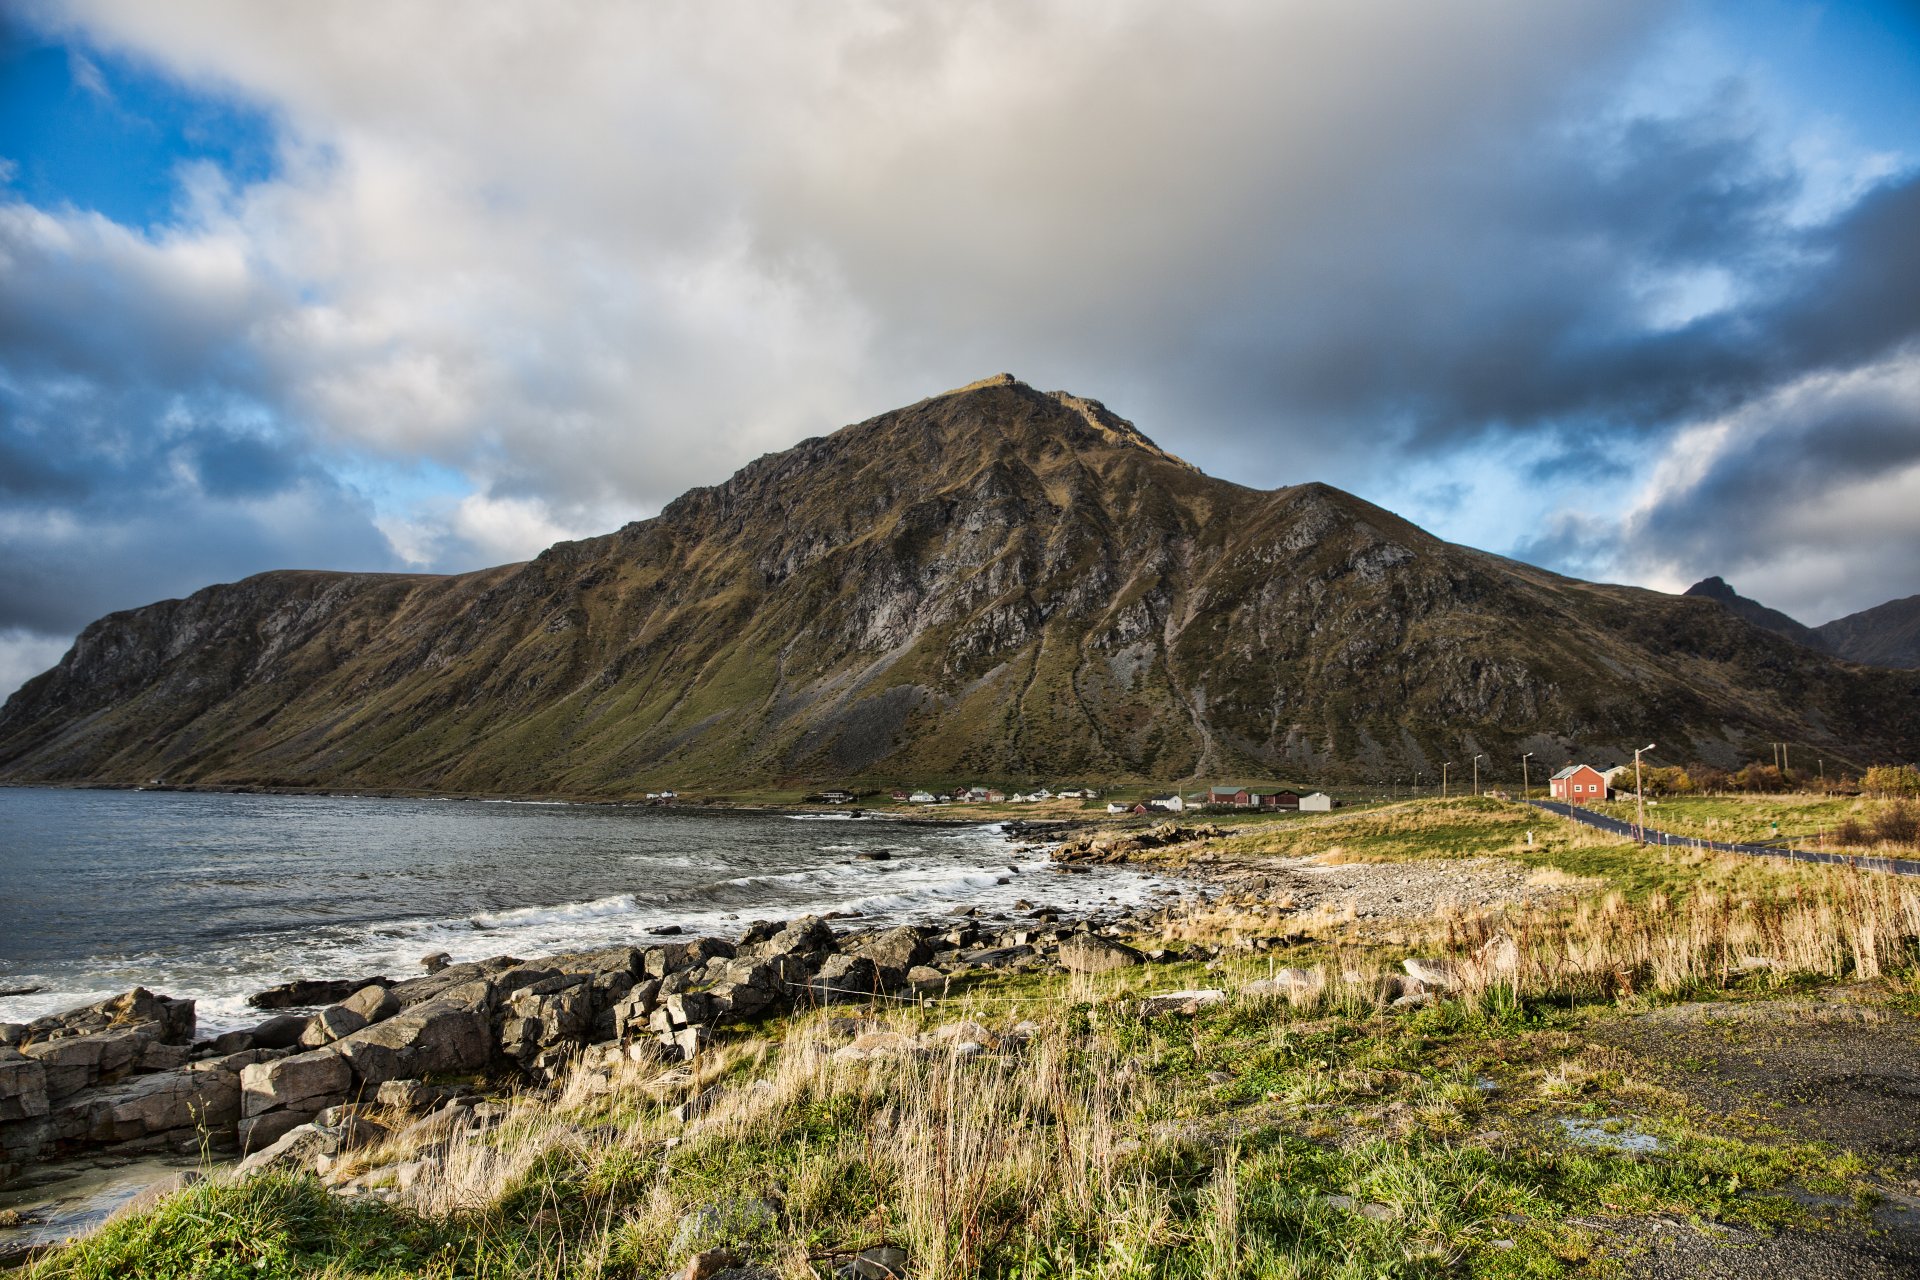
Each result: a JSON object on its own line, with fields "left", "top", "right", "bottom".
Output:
{"left": 1198, "top": 853, "right": 1577, "bottom": 921}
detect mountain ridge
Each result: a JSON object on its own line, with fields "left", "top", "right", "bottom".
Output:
{"left": 4, "top": 376, "right": 1918, "bottom": 793}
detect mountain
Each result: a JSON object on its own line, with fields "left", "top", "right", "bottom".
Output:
{"left": 4, "top": 375, "right": 1918, "bottom": 794}
{"left": 1681, "top": 577, "right": 1829, "bottom": 653}
{"left": 1818, "top": 594, "right": 1920, "bottom": 670}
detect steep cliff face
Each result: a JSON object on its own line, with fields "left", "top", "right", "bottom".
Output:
{"left": 4, "top": 375, "right": 1917, "bottom": 793}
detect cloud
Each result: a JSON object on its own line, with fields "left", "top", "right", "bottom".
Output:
{"left": 1520, "top": 346, "right": 1920, "bottom": 622}
{"left": 0, "top": 0, "right": 1916, "bottom": 696}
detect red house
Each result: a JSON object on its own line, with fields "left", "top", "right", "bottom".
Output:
{"left": 1549, "top": 764, "right": 1608, "bottom": 805}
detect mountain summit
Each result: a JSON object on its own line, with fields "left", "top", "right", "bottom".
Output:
{"left": 4, "top": 378, "right": 1917, "bottom": 792}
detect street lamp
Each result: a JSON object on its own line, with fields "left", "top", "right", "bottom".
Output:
{"left": 1522, "top": 751, "right": 1534, "bottom": 801}
{"left": 1633, "top": 743, "right": 1656, "bottom": 843}
{"left": 1472, "top": 753, "right": 1484, "bottom": 796}
{"left": 1441, "top": 761, "right": 1453, "bottom": 799}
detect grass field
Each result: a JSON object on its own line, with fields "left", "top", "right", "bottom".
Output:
{"left": 29, "top": 798, "right": 1920, "bottom": 1280}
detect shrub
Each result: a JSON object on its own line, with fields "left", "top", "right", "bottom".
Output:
{"left": 1863, "top": 764, "right": 1920, "bottom": 800}
{"left": 1872, "top": 800, "right": 1920, "bottom": 848}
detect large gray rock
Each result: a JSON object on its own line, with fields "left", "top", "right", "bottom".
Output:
{"left": 19, "top": 1025, "right": 157, "bottom": 1101}
{"left": 56, "top": 1058, "right": 244, "bottom": 1145}
{"left": 18, "top": 988, "right": 195, "bottom": 1046}
{"left": 339, "top": 984, "right": 400, "bottom": 1025}
{"left": 498, "top": 982, "right": 593, "bottom": 1063}
{"left": 849, "top": 927, "right": 933, "bottom": 973}
{"left": 807, "top": 955, "right": 881, "bottom": 1004}
{"left": 247, "top": 977, "right": 385, "bottom": 1011}
{"left": 298, "top": 1004, "right": 369, "bottom": 1048}
{"left": 644, "top": 938, "right": 736, "bottom": 980}
{"left": 240, "top": 1049, "right": 352, "bottom": 1118}
{"left": 0, "top": 1047, "right": 50, "bottom": 1122}
{"left": 1058, "top": 934, "right": 1142, "bottom": 973}
{"left": 331, "top": 998, "right": 491, "bottom": 1086}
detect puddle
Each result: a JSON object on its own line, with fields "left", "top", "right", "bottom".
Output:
{"left": 1559, "top": 1116, "right": 1664, "bottom": 1154}
{"left": 0, "top": 1154, "right": 214, "bottom": 1263}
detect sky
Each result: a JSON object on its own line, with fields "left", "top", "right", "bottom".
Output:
{"left": 2, "top": 0, "right": 1918, "bottom": 696}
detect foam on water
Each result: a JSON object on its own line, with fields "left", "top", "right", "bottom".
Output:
{"left": 0, "top": 790, "right": 1180, "bottom": 1035}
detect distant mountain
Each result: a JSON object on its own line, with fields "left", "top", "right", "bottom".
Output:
{"left": 1818, "top": 594, "right": 1920, "bottom": 670}
{"left": 4, "top": 375, "right": 1918, "bottom": 794}
{"left": 1681, "top": 577, "right": 1830, "bottom": 653}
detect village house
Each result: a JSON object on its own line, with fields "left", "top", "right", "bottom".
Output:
{"left": 889, "top": 789, "right": 910, "bottom": 801}
{"left": 1147, "top": 794, "right": 1185, "bottom": 813}
{"left": 1199, "top": 785, "right": 1301, "bottom": 810}
{"left": 820, "top": 789, "right": 855, "bottom": 803}
{"left": 1549, "top": 764, "right": 1608, "bottom": 805}
{"left": 909, "top": 791, "right": 937, "bottom": 804}
{"left": 1298, "top": 792, "right": 1333, "bottom": 812}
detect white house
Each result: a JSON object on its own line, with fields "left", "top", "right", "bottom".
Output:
{"left": 1106, "top": 801, "right": 1130, "bottom": 814}
{"left": 1298, "top": 792, "right": 1333, "bottom": 812}
{"left": 1147, "top": 794, "right": 1185, "bottom": 813}
{"left": 909, "top": 791, "right": 937, "bottom": 804}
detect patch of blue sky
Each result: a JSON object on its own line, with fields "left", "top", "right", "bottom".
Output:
{"left": 1637, "top": 1, "right": 1920, "bottom": 221}
{"left": 328, "top": 454, "right": 475, "bottom": 516}
{"left": 0, "top": 18, "right": 279, "bottom": 230}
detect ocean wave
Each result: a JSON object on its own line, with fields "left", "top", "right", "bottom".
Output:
{"left": 469, "top": 893, "right": 638, "bottom": 929}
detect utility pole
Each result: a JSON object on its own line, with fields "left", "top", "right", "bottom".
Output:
{"left": 1442, "top": 761, "right": 1453, "bottom": 799}
{"left": 1634, "top": 743, "right": 1656, "bottom": 843}
{"left": 1522, "top": 751, "right": 1533, "bottom": 801}
{"left": 1472, "top": 753, "right": 1484, "bottom": 796}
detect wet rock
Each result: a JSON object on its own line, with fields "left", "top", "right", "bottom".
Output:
{"left": 249, "top": 1013, "right": 309, "bottom": 1051}
{"left": 247, "top": 977, "right": 386, "bottom": 1011}
{"left": 419, "top": 952, "right": 452, "bottom": 974}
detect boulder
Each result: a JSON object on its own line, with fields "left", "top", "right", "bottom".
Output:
{"left": 1057, "top": 934, "right": 1142, "bottom": 973}
{"left": 250, "top": 1013, "right": 310, "bottom": 1050}
{"left": 1138, "top": 989, "right": 1228, "bottom": 1017}
{"left": 331, "top": 998, "right": 491, "bottom": 1086}
{"left": 957, "top": 945, "right": 1034, "bottom": 968}
{"left": 905, "top": 966, "right": 946, "bottom": 993}
{"left": 240, "top": 1049, "right": 352, "bottom": 1118}
{"left": 56, "top": 1058, "right": 244, "bottom": 1145}
{"left": 299, "top": 1004, "right": 369, "bottom": 1048}
{"left": 420, "top": 952, "right": 452, "bottom": 974}
{"left": 18, "top": 988, "right": 195, "bottom": 1046}
{"left": 0, "top": 1047, "right": 50, "bottom": 1122}
{"left": 1401, "top": 957, "right": 1460, "bottom": 990}
{"left": 237, "top": 1107, "right": 313, "bottom": 1153}
{"left": 645, "top": 938, "right": 737, "bottom": 979}
{"left": 849, "top": 927, "right": 933, "bottom": 973}
{"left": 247, "top": 977, "right": 386, "bottom": 1011}
{"left": 1242, "top": 968, "right": 1323, "bottom": 998}
{"left": 19, "top": 1025, "right": 157, "bottom": 1101}
{"left": 807, "top": 955, "right": 880, "bottom": 1004}
{"left": 612, "top": 980, "right": 663, "bottom": 1040}
{"left": 339, "top": 985, "right": 401, "bottom": 1025}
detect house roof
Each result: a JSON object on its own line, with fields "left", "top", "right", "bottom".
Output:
{"left": 1549, "top": 765, "right": 1599, "bottom": 780}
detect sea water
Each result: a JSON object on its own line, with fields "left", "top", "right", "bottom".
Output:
{"left": 0, "top": 787, "right": 1173, "bottom": 1032}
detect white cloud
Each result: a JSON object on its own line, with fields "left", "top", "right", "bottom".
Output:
{"left": 0, "top": 629, "right": 75, "bottom": 700}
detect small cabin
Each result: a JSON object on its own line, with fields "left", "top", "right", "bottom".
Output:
{"left": 1549, "top": 764, "right": 1608, "bottom": 805}
{"left": 1298, "top": 792, "right": 1333, "bottom": 812}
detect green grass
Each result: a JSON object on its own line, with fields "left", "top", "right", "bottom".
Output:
{"left": 30, "top": 795, "right": 1917, "bottom": 1279}
{"left": 1584, "top": 793, "right": 1881, "bottom": 848}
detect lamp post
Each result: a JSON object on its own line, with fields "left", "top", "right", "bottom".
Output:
{"left": 1522, "top": 751, "right": 1534, "bottom": 801}
{"left": 1441, "top": 761, "right": 1453, "bottom": 799}
{"left": 1472, "top": 753, "right": 1484, "bottom": 797}
{"left": 1633, "top": 743, "right": 1656, "bottom": 843}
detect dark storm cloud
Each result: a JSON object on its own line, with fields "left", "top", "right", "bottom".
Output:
{"left": 1, "top": 0, "right": 1916, "bottom": 688}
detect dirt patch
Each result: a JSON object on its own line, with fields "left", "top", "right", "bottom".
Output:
{"left": 1593, "top": 993, "right": 1920, "bottom": 1170}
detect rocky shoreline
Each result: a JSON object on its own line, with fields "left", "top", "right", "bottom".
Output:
{"left": 0, "top": 821, "right": 1201, "bottom": 1207}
